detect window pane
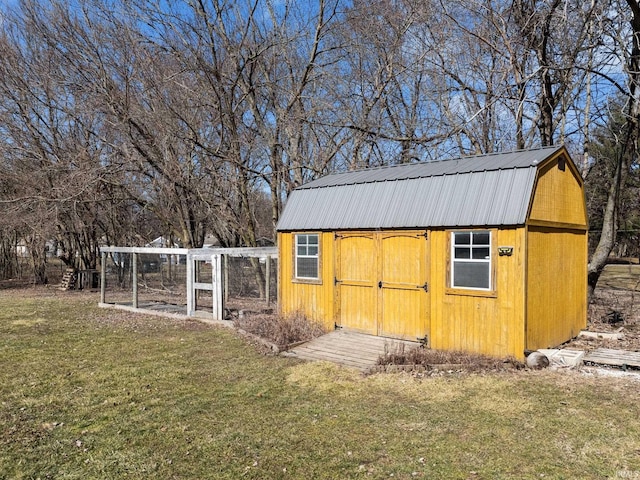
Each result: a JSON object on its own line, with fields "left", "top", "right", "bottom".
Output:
{"left": 308, "top": 246, "right": 318, "bottom": 256}
{"left": 473, "top": 232, "right": 490, "bottom": 245}
{"left": 297, "top": 246, "right": 307, "bottom": 255}
{"left": 297, "top": 257, "right": 318, "bottom": 278}
{"left": 455, "top": 232, "right": 471, "bottom": 245}
{"left": 472, "top": 247, "right": 490, "bottom": 259}
{"left": 455, "top": 247, "right": 470, "bottom": 259}
{"left": 453, "top": 262, "right": 490, "bottom": 289}
{"left": 307, "top": 235, "right": 318, "bottom": 245}
{"left": 296, "top": 234, "right": 307, "bottom": 246}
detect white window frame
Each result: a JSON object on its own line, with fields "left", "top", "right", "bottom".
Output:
{"left": 294, "top": 233, "right": 320, "bottom": 280}
{"left": 451, "top": 230, "right": 492, "bottom": 291}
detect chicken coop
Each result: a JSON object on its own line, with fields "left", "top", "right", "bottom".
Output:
{"left": 99, "top": 246, "right": 277, "bottom": 321}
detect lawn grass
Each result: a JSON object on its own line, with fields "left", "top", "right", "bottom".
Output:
{"left": 1, "top": 288, "right": 640, "bottom": 479}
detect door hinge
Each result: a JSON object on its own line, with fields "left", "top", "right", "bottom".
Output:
{"left": 422, "top": 231, "right": 428, "bottom": 240}
{"left": 378, "top": 281, "right": 383, "bottom": 289}
{"left": 418, "top": 282, "right": 428, "bottom": 292}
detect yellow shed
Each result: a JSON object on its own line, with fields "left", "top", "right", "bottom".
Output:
{"left": 276, "top": 146, "right": 587, "bottom": 360}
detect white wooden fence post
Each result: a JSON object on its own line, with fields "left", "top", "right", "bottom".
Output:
{"left": 186, "top": 252, "right": 194, "bottom": 316}
{"left": 265, "top": 256, "right": 271, "bottom": 305}
{"left": 211, "top": 254, "right": 223, "bottom": 321}
{"left": 100, "top": 251, "right": 107, "bottom": 304}
{"left": 223, "top": 254, "right": 229, "bottom": 303}
{"left": 132, "top": 252, "right": 138, "bottom": 309}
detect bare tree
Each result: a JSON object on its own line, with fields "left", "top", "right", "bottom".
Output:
{"left": 0, "top": 2, "right": 152, "bottom": 281}
{"left": 587, "top": 0, "right": 640, "bottom": 297}
{"left": 0, "top": 0, "right": 636, "bottom": 303}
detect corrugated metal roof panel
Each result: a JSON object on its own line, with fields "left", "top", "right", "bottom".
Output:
{"left": 277, "top": 168, "right": 538, "bottom": 230}
{"left": 276, "top": 146, "right": 564, "bottom": 231}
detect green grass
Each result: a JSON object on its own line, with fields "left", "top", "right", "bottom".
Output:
{"left": 1, "top": 289, "right": 640, "bottom": 479}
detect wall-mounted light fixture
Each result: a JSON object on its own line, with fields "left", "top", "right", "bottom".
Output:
{"left": 498, "top": 246, "right": 514, "bottom": 256}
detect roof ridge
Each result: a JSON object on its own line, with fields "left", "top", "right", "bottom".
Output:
{"left": 314, "top": 145, "right": 560, "bottom": 177}
{"left": 298, "top": 146, "right": 563, "bottom": 189}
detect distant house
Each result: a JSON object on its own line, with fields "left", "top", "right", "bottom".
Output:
{"left": 146, "top": 236, "right": 179, "bottom": 249}
{"left": 15, "top": 240, "right": 29, "bottom": 258}
{"left": 143, "top": 236, "right": 182, "bottom": 269}
{"left": 15, "top": 239, "right": 58, "bottom": 258}
{"left": 276, "top": 146, "right": 588, "bottom": 360}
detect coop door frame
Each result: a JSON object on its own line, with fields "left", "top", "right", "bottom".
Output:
{"left": 187, "top": 252, "right": 224, "bottom": 321}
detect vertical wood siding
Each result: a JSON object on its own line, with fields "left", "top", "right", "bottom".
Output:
{"left": 278, "top": 232, "right": 336, "bottom": 329}
{"left": 528, "top": 156, "right": 587, "bottom": 226}
{"left": 525, "top": 152, "right": 587, "bottom": 350}
{"left": 526, "top": 227, "right": 587, "bottom": 350}
{"left": 429, "top": 228, "right": 526, "bottom": 359}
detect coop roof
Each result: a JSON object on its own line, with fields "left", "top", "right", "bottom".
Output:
{"left": 276, "top": 146, "right": 569, "bottom": 231}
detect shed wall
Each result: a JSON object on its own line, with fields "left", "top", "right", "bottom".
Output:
{"left": 278, "top": 232, "right": 335, "bottom": 328}
{"left": 525, "top": 227, "right": 587, "bottom": 350}
{"left": 279, "top": 227, "right": 529, "bottom": 359}
{"left": 528, "top": 154, "right": 587, "bottom": 227}
{"left": 429, "top": 228, "right": 527, "bottom": 359}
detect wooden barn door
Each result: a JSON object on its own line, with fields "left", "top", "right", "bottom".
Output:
{"left": 379, "top": 231, "right": 430, "bottom": 341}
{"left": 335, "top": 233, "right": 377, "bottom": 334}
{"left": 335, "top": 231, "right": 430, "bottom": 341}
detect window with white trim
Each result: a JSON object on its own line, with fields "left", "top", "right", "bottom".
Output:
{"left": 295, "top": 233, "right": 319, "bottom": 280}
{"left": 451, "top": 231, "right": 492, "bottom": 290}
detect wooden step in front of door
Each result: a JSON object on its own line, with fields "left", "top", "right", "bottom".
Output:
{"left": 283, "top": 329, "right": 420, "bottom": 372}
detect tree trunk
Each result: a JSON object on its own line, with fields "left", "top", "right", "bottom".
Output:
{"left": 588, "top": 0, "right": 640, "bottom": 300}
{"left": 28, "top": 236, "right": 48, "bottom": 285}
{"left": 587, "top": 151, "right": 628, "bottom": 299}
{"left": 0, "top": 233, "right": 20, "bottom": 280}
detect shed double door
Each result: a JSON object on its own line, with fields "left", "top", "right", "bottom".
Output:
{"left": 335, "top": 231, "right": 430, "bottom": 341}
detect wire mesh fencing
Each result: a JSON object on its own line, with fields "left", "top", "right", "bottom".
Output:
{"left": 225, "top": 256, "right": 277, "bottom": 313}
{"left": 102, "top": 251, "right": 188, "bottom": 306}
{"left": 100, "top": 248, "right": 277, "bottom": 318}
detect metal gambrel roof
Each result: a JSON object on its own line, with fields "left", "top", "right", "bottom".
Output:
{"left": 276, "top": 146, "right": 566, "bottom": 231}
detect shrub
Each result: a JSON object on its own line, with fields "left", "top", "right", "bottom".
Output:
{"left": 378, "top": 343, "right": 524, "bottom": 372}
{"left": 234, "top": 310, "right": 327, "bottom": 347}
